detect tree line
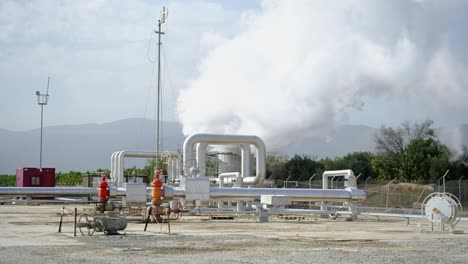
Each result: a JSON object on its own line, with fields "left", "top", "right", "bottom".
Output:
{"left": 267, "top": 120, "right": 468, "bottom": 184}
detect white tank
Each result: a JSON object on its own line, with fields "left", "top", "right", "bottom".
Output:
{"left": 208, "top": 145, "right": 242, "bottom": 175}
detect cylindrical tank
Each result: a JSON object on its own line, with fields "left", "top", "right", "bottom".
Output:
{"left": 208, "top": 145, "right": 242, "bottom": 174}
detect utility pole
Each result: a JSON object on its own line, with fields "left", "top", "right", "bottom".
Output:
{"left": 154, "top": 6, "right": 168, "bottom": 169}
{"left": 36, "top": 76, "right": 50, "bottom": 171}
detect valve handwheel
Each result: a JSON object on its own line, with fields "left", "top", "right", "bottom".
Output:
{"left": 78, "top": 213, "right": 96, "bottom": 236}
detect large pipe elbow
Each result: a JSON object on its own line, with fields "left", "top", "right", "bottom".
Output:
{"left": 182, "top": 133, "right": 266, "bottom": 187}
{"left": 322, "top": 169, "right": 355, "bottom": 189}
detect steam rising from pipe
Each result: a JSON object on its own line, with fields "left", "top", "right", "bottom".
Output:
{"left": 177, "top": 1, "right": 468, "bottom": 151}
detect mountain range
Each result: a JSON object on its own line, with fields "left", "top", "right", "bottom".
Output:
{"left": 0, "top": 118, "right": 467, "bottom": 174}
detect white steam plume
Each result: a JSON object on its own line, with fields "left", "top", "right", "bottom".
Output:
{"left": 177, "top": 0, "right": 468, "bottom": 151}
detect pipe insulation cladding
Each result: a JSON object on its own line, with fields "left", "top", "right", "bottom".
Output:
{"left": 183, "top": 133, "right": 266, "bottom": 187}
{"left": 110, "top": 150, "right": 181, "bottom": 188}
{"left": 322, "top": 170, "right": 357, "bottom": 189}
{"left": 0, "top": 187, "right": 127, "bottom": 197}
{"left": 162, "top": 185, "right": 367, "bottom": 202}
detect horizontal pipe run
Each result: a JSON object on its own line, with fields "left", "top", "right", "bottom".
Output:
{"left": 209, "top": 188, "right": 353, "bottom": 202}
{"left": 163, "top": 186, "right": 366, "bottom": 202}
{"left": 270, "top": 208, "right": 355, "bottom": 215}
{"left": 0, "top": 187, "right": 127, "bottom": 197}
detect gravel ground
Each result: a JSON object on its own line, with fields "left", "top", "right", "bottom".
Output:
{"left": 1, "top": 204, "right": 468, "bottom": 264}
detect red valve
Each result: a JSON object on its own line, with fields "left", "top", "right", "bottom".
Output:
{"left": 98, "top": 172, "right": 110, "bottom": 203}
{"left": 151, "top": 168, "right": 164, "bottom": 205}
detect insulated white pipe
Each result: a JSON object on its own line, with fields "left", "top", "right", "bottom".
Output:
{"left": 169, "top": 155, "right": 181, "bottom": 182}
{"left": 168, "top": 158, "right": 173, "bottom": 181}
{"left": 0, "top": 187, "right": 127, "bottom": 197}
{"left": 183, "top": 134, "right": 266, "bottom": 187}
{"left": 196, "top": 143, "right": 207, "bottom": 177}
{"left": 110, "top": 152, "right": 120, "bottom": 183}
{"left": 173, "top": 157, "right": 179, "bottom": 182}
{"left": 322, "top": 170, "right": 356, "bottom": 189}
{"left": 240, "top": 144, "right": 251, "bottom": 178}
{"left": 218, "top": 172, "right": 242, "bottom": 187}
{"left": 111, "top": 151, "right": 181, "bottom": 188}
{"left": 116, "top": 151, "right": 125, "bottom": 187}
{"left": 163, "top": 186, "right": 366, "bottom": 202}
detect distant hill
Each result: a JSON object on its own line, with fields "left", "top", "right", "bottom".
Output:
{"left": 0, "top": 119, "right": 466, "bottom": 174}
{"left": 0, "top": 118, "right": 183, "bottom": 174}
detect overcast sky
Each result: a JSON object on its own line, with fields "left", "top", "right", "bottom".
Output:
{"left": 1, "top": 0, "right": 468, "bottom": 135}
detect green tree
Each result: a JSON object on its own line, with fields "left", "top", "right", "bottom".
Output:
{"left": 320, "top": 157, "right": 344, "bottom": 171}
{"left": 372, "top": 120, "right": 452, "bottom": 182}
{"left": 372, "top": 154, "right": 400, "bottom": 180}
{"left": 141, "top": 158, "right": 168, "bottom": 179}
{"left": 340, "top": 152, "right": 375, "bottom": 179}
{"left": 285, "top": 154, "right": 323, "bottom": 181}
{"left": 428, "top": 144, "right": 451, "bottom": 183}
{"left": 266, "top": 154, "right": 289, "bottom": 180}
{"left": 375, "top": 119, "right": 436, "bottom": 156}
{"left": 400, "top": 138, "right": 442, "bottom": 181}
{"left": 0, "top": 175, "right": 16, "bottom": 186}
{"left": 55, "top": 171, "right": 83, "bottom": 185}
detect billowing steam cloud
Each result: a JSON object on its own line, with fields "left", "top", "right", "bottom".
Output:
{"left": 177, "top": 0, "right": 468, "bottom": 151}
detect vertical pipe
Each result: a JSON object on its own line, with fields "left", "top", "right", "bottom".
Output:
{"left": 110, "top": 152, "right": 117, "bottom": 185}
{"left": 240, "top": 144, "right": 251, "bottom": 178}
{"left": 196, "top": 143, "right": 207, "bottom": 177}
{"left": 120, "top": 152, "right": 125, "bottom": 187}
{"left": 174, "top": 158, "right": 180, "bottom": 179}
{"left": 330, "top": 176, "right": 336, "bottom": 189}
{"left": 168, "top": 158, "right": 173, "bottom": 182}
{"left": 322, "top": 174, "right": 328, "bottom": 190}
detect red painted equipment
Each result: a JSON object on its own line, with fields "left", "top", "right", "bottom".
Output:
{"left": 151, "top": 168, "right": 164, "bottom": 205}
{"left": 16, "top": 168, "right": 55, "bottom": 187}
{"left": 16, "top": 167, "right": 56, "bottom": 199}
{"left": 98, "top": 172, "right": 110, "bottom": 203}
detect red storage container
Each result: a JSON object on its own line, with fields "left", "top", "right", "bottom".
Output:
{"left": 16, "top": 168, "right": 55, "bottom": 187}
{"left": 16, "top": 168, "right": 56, "bottom": 199}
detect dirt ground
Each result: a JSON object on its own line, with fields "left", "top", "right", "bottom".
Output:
{"left": 0, "top": 204, "right": 467, "bottom": 264}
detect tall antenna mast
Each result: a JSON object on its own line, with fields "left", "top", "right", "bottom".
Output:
{"left": 36, "top": 75, "right": 50, "bottom": 171}
{"left": 154, "top": 6, "right": 168, "bottom": 170}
